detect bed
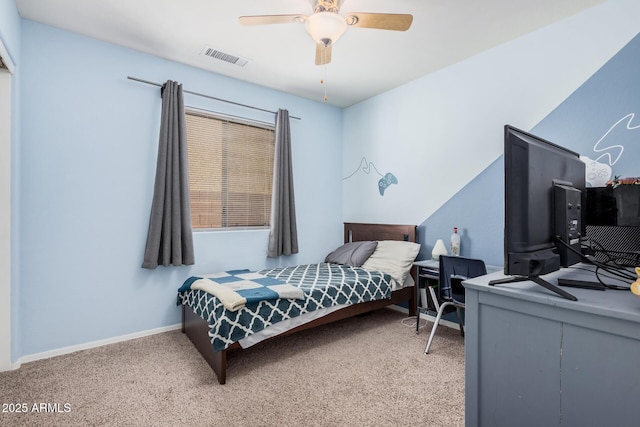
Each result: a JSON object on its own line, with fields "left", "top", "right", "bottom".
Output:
{"left": 179, "top": 222, "right": 419, "bottom": 384}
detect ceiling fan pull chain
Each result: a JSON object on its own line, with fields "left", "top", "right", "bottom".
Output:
{"left": 322, "top": 65, "right": 328, "bottom": 102}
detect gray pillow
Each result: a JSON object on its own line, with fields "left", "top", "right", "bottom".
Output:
{"left": 325, "top": 241, "right": 378, "bottom": 267}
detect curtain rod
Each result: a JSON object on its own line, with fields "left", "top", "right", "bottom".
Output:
{"left": 127, "top": 76, "right": 301, "bottom": 121}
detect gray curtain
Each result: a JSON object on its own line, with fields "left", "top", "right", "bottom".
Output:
{"left": 142, "top": 80, "right": 195, "bottom": 269}
{"left": 267, "top": 109, "right": 299, "bottom": 257}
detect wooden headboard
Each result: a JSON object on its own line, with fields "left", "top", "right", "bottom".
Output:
{"left": 344, "top": 222, "right": 417, "bottom": 244}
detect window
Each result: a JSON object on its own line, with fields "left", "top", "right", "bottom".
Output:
{"left": 185, "top": 110, "right": 275, "bottom": 229}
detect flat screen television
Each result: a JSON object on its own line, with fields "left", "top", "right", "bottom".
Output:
{"left": 490, "top": 125, "right": 586, "bottom": 301}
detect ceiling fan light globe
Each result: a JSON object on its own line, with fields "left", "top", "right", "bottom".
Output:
{"left": 305, "top": 12, "right": 347, "bottom": 45}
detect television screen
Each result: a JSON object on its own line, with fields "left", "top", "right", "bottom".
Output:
{"left": 493, "top": 125, "right": 586, "bottom": 300}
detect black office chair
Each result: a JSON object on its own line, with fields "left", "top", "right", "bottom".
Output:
{"left": 424, "top": 255, "right": 487, "bottom": 354}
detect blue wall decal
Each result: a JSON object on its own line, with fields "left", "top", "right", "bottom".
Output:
{"left": 378, "top": 173, "right": 398, "bottom": 196}
{"left": 343, "top": 157, "right": 398, "bottom": 196}
{"left": 580, "top": 112, "right": 640, "bottom": 186}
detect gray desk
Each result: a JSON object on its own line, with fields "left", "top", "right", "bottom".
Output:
{"left": 463, "top": 264, "right": 640, "bottom": 427}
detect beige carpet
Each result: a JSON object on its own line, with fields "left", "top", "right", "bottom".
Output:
{"left": 0, "top": 309, "right": 465, "bottom": 427}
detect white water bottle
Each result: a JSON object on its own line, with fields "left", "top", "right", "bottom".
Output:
{"left": 450, "top": 227, "right": 460, "bottom": 256}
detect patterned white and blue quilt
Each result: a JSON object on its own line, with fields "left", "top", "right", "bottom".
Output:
{"left": 177, "top": 269, "right": 305, "bottom": 311}
{"left": 177, "top": 263, "right": 393, "bottom": 351}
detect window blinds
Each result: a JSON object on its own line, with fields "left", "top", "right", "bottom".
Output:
{"left": 185, "top": 111, "right": 275, "bottom": 229}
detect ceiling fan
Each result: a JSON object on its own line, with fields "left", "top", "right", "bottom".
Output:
{"left": 239, "top": 0, "right": 413, "bottom": 65}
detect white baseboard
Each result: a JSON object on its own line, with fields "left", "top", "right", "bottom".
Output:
{"left": 13, "top": 323, "right": 182, "bottom": 369}
{"left": 12, "top": 307, "right": 455, "bottom": 370}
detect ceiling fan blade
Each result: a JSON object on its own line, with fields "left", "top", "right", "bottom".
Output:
{"left": 315, "top": 43, "right": 332, "bottom": 65}
{"left": 239, "top": 15, "right": 306, "bottom": 26}
{"left": 345, "top": 13, "right": 413, "bottom": 31}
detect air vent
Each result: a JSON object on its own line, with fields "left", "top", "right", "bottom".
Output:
{"left": 200, "top": 46, "right": 249, "bottom": 67}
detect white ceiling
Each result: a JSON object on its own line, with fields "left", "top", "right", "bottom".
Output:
{"left": 16, "top": 0, "right": 604, "bottom": 108}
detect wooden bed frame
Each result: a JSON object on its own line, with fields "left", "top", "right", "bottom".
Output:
{"left": 181, "top": 222, "right": 418, "bottom": 384}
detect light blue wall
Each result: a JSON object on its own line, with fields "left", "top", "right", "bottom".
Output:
{"left": 343, "top": 0, "right": 640, "bottom": 266}
{"left": 17, "top": 20, "right": 343, "bottom": 358}
{"left": 0, "top": 0, "right": 20, "bottom": 51}
{"left": 532, "top": 32, "right": 640, "bottom": 178}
